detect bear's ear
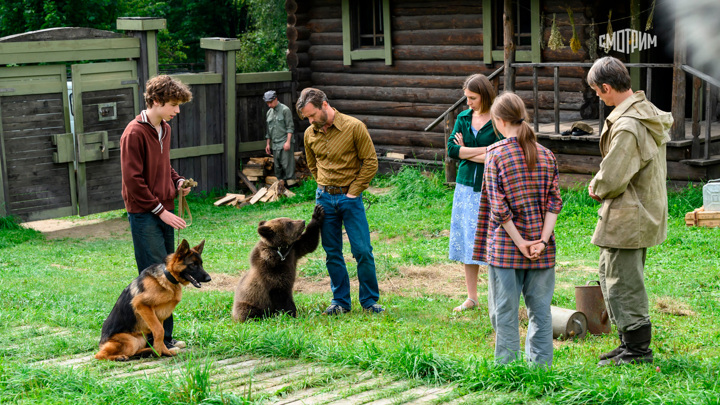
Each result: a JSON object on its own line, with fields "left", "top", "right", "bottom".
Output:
{"left": 258, "top": 225, "right": 275, "bottom": 239}
{"left": 258, "top": 220, "right": 266, "bottom": 226}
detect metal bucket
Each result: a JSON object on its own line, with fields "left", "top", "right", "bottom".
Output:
{"left": 575, "top": 280, "right": 611, "bottom": 335}
{"left": 550, "top": 306, "right": 587, "bottom": 340}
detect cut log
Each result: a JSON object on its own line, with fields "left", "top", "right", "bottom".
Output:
{"left": 246, "top": 176, "right": 259, "bottom": 181}
{"left": 266, "top": 176, "right": 278, "bottom": 184}
{"left": 386, "top": 152, "right": 405, "bottom": 160}
{"left": 249, "top": 187, "right": 268, "bottom": 204}
{"left": 260, "top": 193, "right": 273, "bottom": 203}
{"left": 283, "top": 188, "right": 296, "bottom": 198}
{"left": 214, "top": 194, "right": 238, "bottom": 206}
{"left": 242, "top": 166, "right": 264, "bottom": 177}
{"left": 248, "top": 157, "right": 269, "bottom": 165}
{"left": 237, "top": 171, "right": 258, "bottom": 194}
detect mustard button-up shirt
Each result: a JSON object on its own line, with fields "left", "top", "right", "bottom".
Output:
{"left": 303, "top": 109, "right": 378, "bottom": 196}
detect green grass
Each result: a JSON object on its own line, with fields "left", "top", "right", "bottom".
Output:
{"left": 0, "top": 167, "right": 718, "bottom": 404}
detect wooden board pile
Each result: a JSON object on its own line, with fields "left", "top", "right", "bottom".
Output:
{"left": 213, "top": 179, "right": 296, "bottom": 209}
{"left": 215, "top": 154, "right": 307, "bottom": 209}
{"left": 685, "top": 207, "right": 720, "bottom": 228}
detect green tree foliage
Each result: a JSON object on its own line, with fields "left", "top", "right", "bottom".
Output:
{"left": 236, "top": 0, "right": 288, "bottom": 73}
{"left": 0, "top": 0, "right": 120, "bottom": 36}
{"left": 0, "top": 0, "right": 288, "bottom": 72}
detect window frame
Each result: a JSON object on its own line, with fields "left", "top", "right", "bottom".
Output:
{"left": 341, "top": 0, "right": 393, "bottom": 65}
{"left": 483, "top": 0, "right": 541, "bottom": 64}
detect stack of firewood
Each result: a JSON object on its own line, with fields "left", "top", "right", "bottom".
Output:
{"left": 214, "top": 179, "right": 296, "bottom": 209}
{"left": 215, "top": 153, "right": 310, "bottom": 209}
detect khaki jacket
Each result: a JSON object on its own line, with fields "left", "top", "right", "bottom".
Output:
{"left": 589, "top": 91, "right": 673, "bottom": 248}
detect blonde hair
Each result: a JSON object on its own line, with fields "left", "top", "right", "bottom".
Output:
{"left": 491, "top": 92, "right": 538, "bottom": 171}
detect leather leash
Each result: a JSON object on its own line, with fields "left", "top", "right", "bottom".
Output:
{"left": 176, "top": 178, "right": 197, "bottom": 245}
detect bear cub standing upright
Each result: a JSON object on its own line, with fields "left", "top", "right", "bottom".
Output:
{"left": 232, "top": 205, "right": 324, "bottom": 322}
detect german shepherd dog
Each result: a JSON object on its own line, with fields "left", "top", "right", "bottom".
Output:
{"left": 95, "top": 239, "right": 211, "bottom": 361}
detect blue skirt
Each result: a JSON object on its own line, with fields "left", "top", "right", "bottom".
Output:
{"left": 449, "top": 183, "right": 487, "bottom": 265}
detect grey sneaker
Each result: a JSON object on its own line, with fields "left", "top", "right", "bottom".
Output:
{"left": 323, "top": 304, "right": 350, "bottom": 315}
{"left": 363, "top": 304, "right": 385, "bottom": 314}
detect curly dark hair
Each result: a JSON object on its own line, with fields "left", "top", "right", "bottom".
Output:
{"left": 143, "top": 75, "right": 192, "bottom": 108}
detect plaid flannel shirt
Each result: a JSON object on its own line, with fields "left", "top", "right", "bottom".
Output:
{"left": 473, "top": 137, "right": 563, "bottom": 269}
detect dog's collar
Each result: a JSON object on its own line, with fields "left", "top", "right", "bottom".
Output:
{"left": 276, "top": 244, "right": 294, "bottom": 261}
{"left": 162, "top": 265, "right": 179, "bottom": 284}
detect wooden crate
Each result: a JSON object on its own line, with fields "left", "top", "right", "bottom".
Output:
{"left": 685, "top": 207, "right": 720, "bottom": 228}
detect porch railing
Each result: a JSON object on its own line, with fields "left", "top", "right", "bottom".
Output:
{"left": 681, "top": 64, "right": 720, "bottom": 160}
{"left": 428, "top": 61, "right": 720, "bottom": 182}
{"left": 510, "top": 62, "right": 673, "bottom": 136}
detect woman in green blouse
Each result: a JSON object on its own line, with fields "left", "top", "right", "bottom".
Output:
{"left": 446, "top": 73, "right": 502, "bottom": 312}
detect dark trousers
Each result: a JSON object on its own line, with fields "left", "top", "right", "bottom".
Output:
{"left": 128, "top": 211, "right": 175, "bottom": 343}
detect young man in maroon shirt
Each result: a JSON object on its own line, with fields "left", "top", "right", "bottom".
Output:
{"left": 120, "top": 75, "right": 192, "bottom": 352}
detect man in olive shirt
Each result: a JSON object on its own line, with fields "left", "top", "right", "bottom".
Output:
{"left": 264, "top": 90, "right": 295, "bottom": 187}
{"left": 296, "top": 87, "right": 383, "bottom": 315}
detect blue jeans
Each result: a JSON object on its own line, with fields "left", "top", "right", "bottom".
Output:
{"left": 487, "top": 265, "right": 555, "bottom": 366}
{"left": 316, "top": 188, "right": 379, "bottom": 310}
{"left": 128, "top": 211, "right": 175, "bottom": 342}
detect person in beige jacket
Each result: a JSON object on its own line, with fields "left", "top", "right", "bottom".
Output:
{"left": 587, "top": 57, "right": 673, "bottom": 366}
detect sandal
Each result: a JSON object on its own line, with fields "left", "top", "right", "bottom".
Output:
{"left": 453, "top": 298, "right": 478, "bottom": 312}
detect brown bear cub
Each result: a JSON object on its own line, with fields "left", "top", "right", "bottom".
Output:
{"left": 95, "top": 240, "right": 211, "bottom": 361}
{"left": 232, "top": 205, "right": 324, "bottom": 322}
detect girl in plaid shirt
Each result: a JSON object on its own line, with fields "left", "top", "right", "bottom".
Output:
{"left": 473, "top": 92, "right": 563, "bottom": 366}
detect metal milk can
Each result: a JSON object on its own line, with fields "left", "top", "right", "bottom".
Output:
{"left": 575, "top": 280, "right": 611, "bottom": 335}
{"left": 550, "top": 306, "right": 588, "bottom": 340}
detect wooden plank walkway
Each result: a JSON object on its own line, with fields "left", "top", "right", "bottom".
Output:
{"left": 32, "top": 351, "right": 464, "bottom": 404}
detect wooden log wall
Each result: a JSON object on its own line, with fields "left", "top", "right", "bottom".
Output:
{"left": 291, "top": 0, "right": 595, "bottom": 166}
{"left": 169, "top": 83, "right": 226, "bottom": 194}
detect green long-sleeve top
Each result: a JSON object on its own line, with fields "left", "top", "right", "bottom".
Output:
{"left": 266, "top": 102, "right": 295, "bottom": 148}
{"left": 446, "top": 108, "right": 502, "bottom": 192}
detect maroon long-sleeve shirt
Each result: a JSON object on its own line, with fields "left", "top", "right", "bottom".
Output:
{"left": 120, "top": 111, "right": 183, "bottom": 215}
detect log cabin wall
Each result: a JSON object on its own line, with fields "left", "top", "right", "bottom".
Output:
{"left": 290, "top": 0, "right": 594, "bottom": 168}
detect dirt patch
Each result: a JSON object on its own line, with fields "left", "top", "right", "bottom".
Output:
{"left": 23, "top": 217, "right": 130, "bottom": 240}
{"left": 366, "top": 186, "right": 392, "bottom": 196}
{"left": 656, "top": 297, "right": 696, "bottom": 316}
{"left": 203, "top": 263, "right": 482, "bottom": 299}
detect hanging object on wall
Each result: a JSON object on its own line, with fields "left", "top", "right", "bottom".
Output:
{"left": 604, "top": 10, "right": 613, "bottom": 53}
{"left": 586, "top": 18, "right": 598, "bottom": 61}
{"left": 548, "top": 13, "right": 564, "bottom": 51}
{"left": 646, "top": 0, "right": 656, "bottom": 31}
{"left": 568, "top": 8, "right": 581, "bottom": 53}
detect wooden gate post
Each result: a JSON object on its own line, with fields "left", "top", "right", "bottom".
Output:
{"left": 117, "top": 17, "right": 165, "bottom": 110}
{"left": 201, "top": 38, "right": 241, "bottom": 192}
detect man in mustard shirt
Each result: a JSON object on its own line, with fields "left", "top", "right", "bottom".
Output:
{"left": 296, "top": 87, "right": 383, "bottom": 315}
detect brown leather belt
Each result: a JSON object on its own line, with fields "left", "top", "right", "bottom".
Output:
{"left": 318, "top": 185, "right": 349, "bottom": 195}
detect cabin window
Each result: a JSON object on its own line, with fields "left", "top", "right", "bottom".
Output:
{"left": 342, "top": 0, "right": 393, "bottom": 65}
{"left": 483, "top": 0, "right": 541, "bottom": 63}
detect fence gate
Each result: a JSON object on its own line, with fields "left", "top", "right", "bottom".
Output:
{"left": 71, "top": 61, "right": 139, "bottom": 216}
{"left": 0, "top": 65, "right": 77, "bottom": 221}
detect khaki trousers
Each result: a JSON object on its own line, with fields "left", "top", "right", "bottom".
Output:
{"left": 598, "top": 247, "right": 651, "bottom": 332}
{"left": 272, "top": 144, "right": 295, "bottom": 181}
